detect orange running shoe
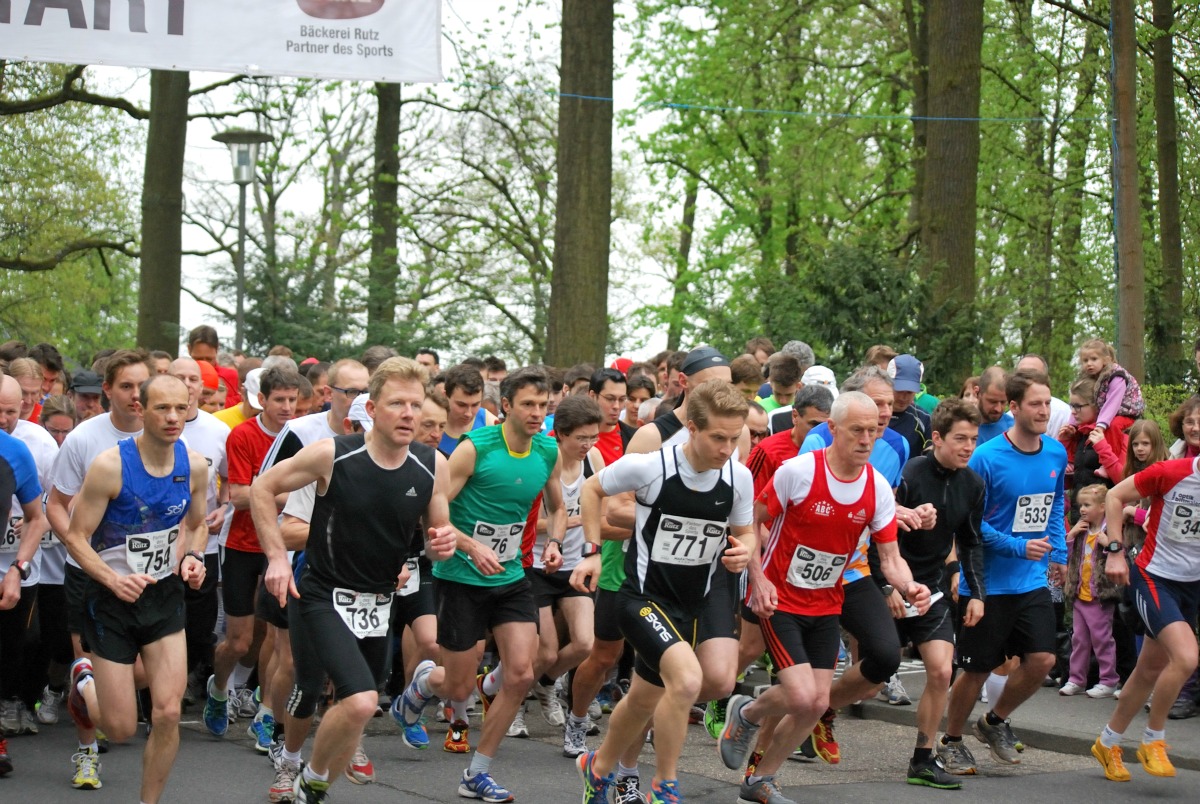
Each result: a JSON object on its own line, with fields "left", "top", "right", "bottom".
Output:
{"left": 812, "top": 709, "right": 840, "bottom": 764}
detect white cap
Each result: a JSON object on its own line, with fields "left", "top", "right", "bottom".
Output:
{"left": 347, "top": 393, "right": 373, "bottom": 432}
{"left": 801, "top": 365, "right": 839, "bottom": 399}
{"left": 244, "top": 368, "right": 265, "bottom": 410}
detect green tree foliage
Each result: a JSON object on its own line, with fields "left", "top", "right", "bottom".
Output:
{"left": 0, "top": 62, "right": 139, "bottom": 362}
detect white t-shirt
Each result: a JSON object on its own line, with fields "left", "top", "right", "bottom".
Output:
{"left": 51, "top": 413, "right": 142, "bottom": 569}
{"left": 183, "top": 410, "right": 230, "bottom": 554}
{"left": 3, "top": 421, "right": 58, "bottom": 586}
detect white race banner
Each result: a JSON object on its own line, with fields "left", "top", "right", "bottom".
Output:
{"left": 0, "top": 1, "right": 442, "bottom": 83}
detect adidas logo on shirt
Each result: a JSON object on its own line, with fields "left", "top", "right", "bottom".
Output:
{"left": 850, "top": 508, "right": 867, "bottom": 525}
{"left": 406, "top": 487, "right": 417, "bottom": 497}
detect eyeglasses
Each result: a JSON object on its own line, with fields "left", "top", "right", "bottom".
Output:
{"left": 1068, "top": 402, "right": 1091, "bottom": 411}
{"left": 571, "top": 434, "right": 600, "bottom": 446}
{"left": 332, "top": 386, "right": 368, "bottom": 397}
{"left": 598, "top": 393, "right": 628, "bottom": 405}
{"left": 45, "top": 426, "right": 74, "bottom": 437}
{"left": 749, "top": 429, "right": 770, "bottom": 440}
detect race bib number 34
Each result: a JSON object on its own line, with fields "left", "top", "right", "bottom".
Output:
{"left": 1165, "top": 504, "right": 1200, "bottom": 543}
{"left": 333, "top": 588, "right": 390, "bottom": 638}
{"left": 651, "top": 515, "right": 726, "bottom": 567}
{"left": 786, "top": 546, "right": 848, "bottom": 589}
{"left": 1012, "top": 494, "right": 1054, "bottom": 533}
{"left": 127, "top": 527, "right": 179, "bottom": 581}
{"left": 473, "top": 522, "right": 524, "bottom": 564}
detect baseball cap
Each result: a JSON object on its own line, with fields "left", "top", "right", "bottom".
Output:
{"left": 69, "top": 370, "right": 103, "bottom": 395}
{"left": 347, "top": 393, "right": 373, "bottom": 432}
{"left": 680, "top": 346, "right": 730, "bottom": 376}
{"left": 888, "top": 355, "right": 924, "bottom": 393}
{"left": 198, "top": 360, "right": 220, "bottom": 390}
{"left": 244, "top": 367, "right": 265, "bottom": 410}
{"left": 610, "top": 357, "right": 634, "bottom": 375}
{"left": 801, "top": 365, "right": 839, "bottom": 398}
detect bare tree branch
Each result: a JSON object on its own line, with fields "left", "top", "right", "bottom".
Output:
{"left": 181, "top": 285, "right": 235, "bottom": 319}
{"left": 0, "top": 239, "right": 137, "bottom": 272}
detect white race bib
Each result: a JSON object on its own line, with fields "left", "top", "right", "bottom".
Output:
{"left": 126, "top": 527, "right": 180, "bottom": 581}
{"left": 1165, "top": 503, "right": 1200, "bottom": 543}
{"left": 0, "top": 517, "right": 20, "bottom": 551}
{"left": 786, "top": 546, "right": 848, "bottom": 589}
{"left": 333, "top": 588, "right": 390, "bottom": 638}
{"left": 397, "top": 557, "right": 421, "bottom": 597}
{"left": 472, "top": 522, "right": 524, "bottom": 564}
{"left": 651, "top": 515, "right": 726, "bottom": 567}
{"left": 41, "top": 529, "right": 61, "bottom": 549}
{"left": 1012, "top": 494, "right": 1054, "bottom": 533}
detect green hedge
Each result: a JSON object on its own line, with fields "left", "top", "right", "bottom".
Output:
{"left": 1143, "top": 384, "right": 1194, "bottom": 434}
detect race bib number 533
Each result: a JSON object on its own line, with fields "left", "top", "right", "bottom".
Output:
{"left": 1012, "top": 494, "right": 1054, "bottom": 533}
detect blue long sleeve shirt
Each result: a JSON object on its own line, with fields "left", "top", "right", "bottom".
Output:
{"left": 959, "top": 432, "right": 1067, "bottom": 597}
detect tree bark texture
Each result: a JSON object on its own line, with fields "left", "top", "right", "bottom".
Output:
{"left": 1151, "top": 0, "right": 1183, "bottom": 381}
{"left": 1112, "top": 0, "right": 1145, "bottom": 380}
{"left": 918, "top": 0, "right": 983, "bottom": 382}
{"left": 137, "top": 69, "right": 189, "bottom": 355}
{"left": 367, "top": 81, "right": 401, "bottom": 346}
{"left": 545, "top": 0, "right": 614, "bottom": 367}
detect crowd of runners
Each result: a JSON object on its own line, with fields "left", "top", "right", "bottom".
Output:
{"left": 1, "top": 329, "right": 1199, "bottom": 804}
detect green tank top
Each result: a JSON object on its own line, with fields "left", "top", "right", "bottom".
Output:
{"left": 434, "top": 425, "right": 558, "bottom": 587}
{"left": 598, "top": 539, "right": 627, "bottom": 592}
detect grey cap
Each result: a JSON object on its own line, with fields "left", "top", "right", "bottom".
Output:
{"left": 70, "top": 370, "right": 103, "bottom": 394}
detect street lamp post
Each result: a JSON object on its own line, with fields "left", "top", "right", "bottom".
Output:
{"left": 212, "top": 128, "right": 274, "bottom": 352}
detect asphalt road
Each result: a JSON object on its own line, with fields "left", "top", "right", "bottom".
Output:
{"left": 2, "top": 700, "right": 1195, "bottom": 803}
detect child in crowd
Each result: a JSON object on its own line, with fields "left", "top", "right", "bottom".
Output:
{"left": 1120, "top": 420, "right": 1168, "bottom": 552}
{"left": 1075, "top": 338, "right": 1144, "bottom": 437}
{"left": 1061, "top": 484, "right": 1124, "bottom": 699}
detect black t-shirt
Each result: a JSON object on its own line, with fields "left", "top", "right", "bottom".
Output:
{"left": 305, "top": 435, "right": 436, "bottom": 595}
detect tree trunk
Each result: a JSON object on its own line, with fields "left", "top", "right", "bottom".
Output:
{"left": 137, "top": 70, "right": 189, "bottom": 355}
{"left": 667, "top": 177, "right": 698, "bottom": 352}
{"left": 902, "top": 0, "right": 928, "bottom": 250}
{"left": 366, "top": 81, "right": 401, "bottom": 347}
{"left": 1111, "top": 0, "right": 1145, "bottom": 381}
{"left": 917, "top": 0, "right": 983, "bottom": 383}
{"left": 1150, "top": 0, "right": 1183, "bottom": 382}
{"left": 545, "top": 0, "right": 614, "bottom": 367}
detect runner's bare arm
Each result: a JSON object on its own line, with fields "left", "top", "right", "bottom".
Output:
{"left": 251, "top": 439, "right": 335, "bottom": 563}
{"left": 539, "top": 456, "right": 568, "bottom": 572}
{"left": 423, "top": 450, "right": 457, "bottom": 562}
{"left": 876, "top": 538, "right": 932, "bottom": 615}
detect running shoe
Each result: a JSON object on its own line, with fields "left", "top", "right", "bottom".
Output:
{"left": 811, "top": 709, "right": 839, "bottom": 764}
{"left": 236, "top": 686, "right": 260, "bottom": 719}
{"left": 402, "top": 721, "right": 429, "bottom": 750}
{"left": 444, "top": 720, "right": 470, "bottom": 753}
{"left": 459, "top": 768, "right": 515, "bottom": 802}
{"left": 67, "top": 658, "right": 95, "bottom": 730}
{"left": 646, "top": 778, "right": 682, "bottom": 803}
{"left": 293, "top": 772, "right": 330, "bottom": 803}
{"left": 936, "top": 738, "right": 977, "bottom": 775}
{"left": 1059, "top": 682, "right": 1085, "bottom": 696}
{"left": 475, "top": 673, "right": 496, "bottom": 720}
{"left": 906, "top": 755, "right": 961, "bottom": 789}
{"left": 506, "top": 705, "right": 529, "bottom": 738}
{"left": 613, "top": 774, "right": 641, "bottom": 804}
{"left": 737, "top": 774, "right": 796, "bottom": 804}
{"left": 71, "top": 746, "right": 102, "bottom": 789}
{"left": 719, "top": 694, "right": 761, "bottom": 771}
{"left": 95, "top": 731, "right": 110, "bottom": 754}
{"left": 0, "top": 699, "right": 16, "bottom": 735}
{"left": 393, "top": 659, "right": 435, "bottom": 728}
{"left": 972, "top": 716, "right": 1021, "bottom": 764}
{"left": 576, "top": 751, "right": 613, "bottom": 804}
{"left": 588, "top": 697, "right": 603, "bottom": 721}
{"left": 704, "top": 698, "right": 728, "bottom": 740}
{"left": 595, "top": 684, "right": 615, "bottom": 714}
{"left": 884, "top": 676, "right": 911, "bottom": 705}
{"left": 248, "top": 713, "right": 276, "bottom": 754}
{"left": 0, "top": 738, "right": 11, "bottom": 777}
{"left": 531, "top": 680, "right": 564, "bottom": 726}
{"left": 13, "top": 702, "right": 37, "bottom": 735}
{"left": 791, "top": 737, "right": 816, "bottom": 760}
{"left": 202, "top": 674, "right": 229, "bottom": 737}
{"left": 563, "top": 717, "right": 588, "bottom": 758}
{"left": 270, "top": 756, "right": 301, "bottom": 802}
{"left": 1086, "top": 684, "right": 1118, "bottom": 699}
{"left": 1090, "top": 737, "right": 1131, "bottom": 782}
{"left": 345, "top": 742, "right": 375, "bottom": 784}
{"left": 1136, "top": 739, "right": 1176, "bottom": 777}
{"left": 36, "top": 685, "right": 62, "bottom": 725}
{"left": 1168, "top": 697, "right": 1196, "bottom": 719}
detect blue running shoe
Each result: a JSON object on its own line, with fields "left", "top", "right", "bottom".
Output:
{"left": 576, "top": 750, "right": 613, "bottom": 804}
{"left": 647, "top": 778, "right": 683, "bottom": 803}
{"left": 458, "top": 768, "right": 514, "bottom": 802}
{"left": 202, "top": 675, "right": 228, "bottom": 737}
{"left": 402, "top": 721, "right": 429, "bottom": 750}
{"left": 248, "top": 713, "right": 275, "bottom": 753}
{"left": 392, "top": 659, "right": 435, "bottom": 728}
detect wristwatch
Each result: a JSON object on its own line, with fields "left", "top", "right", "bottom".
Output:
{"left": 581, "top": 542, "right": 601, "bottom": 558}
{"left": 879, "top": 583, "right": 895, "bottom": 598}
{"left": 179, "top": 550, "right": 205, "bottom": 568}
{"left": 9, "top": 560, "right": 31, "bottom": 581}
{"left": 1104, "top": 541, "right": 1125, "bottom": 554}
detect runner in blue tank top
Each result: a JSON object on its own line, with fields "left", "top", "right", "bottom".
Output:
{"left": 61, "top": 375, "right": 210, "bottom": 804}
